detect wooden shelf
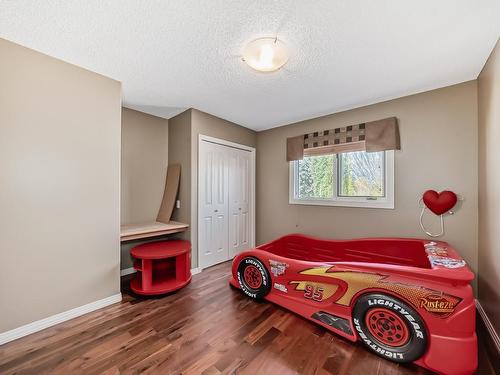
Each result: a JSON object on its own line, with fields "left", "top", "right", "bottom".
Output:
{"left": 120, "top": 221, "right": 189, "bottom": 242}
{"left": 130, "top": 274, "right": 191, "bottom": 295}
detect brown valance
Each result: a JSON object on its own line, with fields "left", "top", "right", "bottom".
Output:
{"left": 286, "top": 117, "right": 400, "bottom": 161}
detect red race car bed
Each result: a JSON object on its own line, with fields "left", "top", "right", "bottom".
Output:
{"left": 229, "top": 234, "right": 476, "bottom": 375}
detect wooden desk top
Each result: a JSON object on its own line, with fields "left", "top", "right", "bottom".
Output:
{"left": 120, "top": 221, "right": 189, "bottom": 242}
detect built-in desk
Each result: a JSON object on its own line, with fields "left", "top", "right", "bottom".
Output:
{"left": 120, "top": 221, "right": 189, "bottom": 242}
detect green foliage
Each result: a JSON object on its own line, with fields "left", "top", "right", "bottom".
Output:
{"left": 297, "top": 151, "right": 384, "bottom": 199}
{"left": 340, "top": 151, "right": 384, "bottom": 197}
{"left": 297, "top": 155, "right": 333, "bottom": 199}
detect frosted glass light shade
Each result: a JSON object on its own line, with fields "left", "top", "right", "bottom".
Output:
{"left": 242, "top": 37, "right": 289, "bottom": 72}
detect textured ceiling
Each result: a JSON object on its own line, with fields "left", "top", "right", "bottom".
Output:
{"left": 1, "top": 1, "right": 499, "bottom": 130}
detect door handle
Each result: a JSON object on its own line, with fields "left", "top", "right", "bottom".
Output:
{"left": 214, "top": 209, "right": 218, "bottom": 213}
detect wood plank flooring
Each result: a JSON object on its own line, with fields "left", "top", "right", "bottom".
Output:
{"left": 0, "top": 262, "right": 467, "bottom": 374}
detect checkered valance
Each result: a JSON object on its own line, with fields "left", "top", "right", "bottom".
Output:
{"left": 286, "top": 117, "right": 400, "bottom": 161}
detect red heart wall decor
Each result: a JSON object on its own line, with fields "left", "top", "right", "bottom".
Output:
{"left": 422, "top": 190, "right": 458, "bottom": 215}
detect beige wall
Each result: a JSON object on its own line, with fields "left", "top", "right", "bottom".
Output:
{"left": 256, "top": 82, "right": 479, "bottom": 282}
{"left": 191, "top": 109, "right": 257, "bottom": 149}
{"left": 0, "top": 39, "right": 121, "bottom": 332}
{"left": 168, "top": 109, "right": 192, "bottom": 244}
{"left": 120, "top": 107, "right": 169, "bottom": 269}
{"left": 478, "top": 40, "right": 500, "bottom": 334}
{"left": 121, "top": 108, "right": 168, "bottom": 224}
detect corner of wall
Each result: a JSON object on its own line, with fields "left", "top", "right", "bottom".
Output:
{"left": 477, "top": 38, "right": 500, "bottom": 336}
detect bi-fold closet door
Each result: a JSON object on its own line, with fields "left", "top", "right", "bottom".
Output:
{"left": 199, "top": 138, "right": 253, "bottom": 269}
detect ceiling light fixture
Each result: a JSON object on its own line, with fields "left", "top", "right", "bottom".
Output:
{"left": 242, "top": 37, "right": 289, "bottom": 72}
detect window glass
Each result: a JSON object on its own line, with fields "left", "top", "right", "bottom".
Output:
{"left": 297, "top": 154, "right": 334, "bottom": 199}
{"left": 338, "top": 151, "right": 384, "bottom": 197}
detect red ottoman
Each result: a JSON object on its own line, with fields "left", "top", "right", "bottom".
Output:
{"left": 130, "top": 240, "right": 191, "bottom": 296}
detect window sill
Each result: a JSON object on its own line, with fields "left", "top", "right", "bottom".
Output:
{"left": 289, "top": 198, "right": 394, "bottom": 209}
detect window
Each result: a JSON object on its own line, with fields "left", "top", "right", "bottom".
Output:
{"left": 290, "top": 150, "right": 394, "bottom": 208}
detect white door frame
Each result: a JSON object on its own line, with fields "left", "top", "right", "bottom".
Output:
{"left": 198, "top": 134, "right": 256, "bottom": 269}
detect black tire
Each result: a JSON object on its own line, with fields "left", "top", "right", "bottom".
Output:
{"left": 353, "top": 293, "right": 428, "bottom": 363}
{"left": 236, "top": 257, "right": 271, "bottom": 299}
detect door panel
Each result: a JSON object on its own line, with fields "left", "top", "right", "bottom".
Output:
{"left": 229, "top": 148, "right": 251, "bottom": 258}
{"left": 199, "top": 141, "right": 229, "bottom": 268}
{"left": 240, "top": 211, "right": 248, "bottom": 246}
{"left": 205, "top": 152, "right": 213, "bottom": 205}
{"left": 240, "top": 155, "right": 249, "bottom": 205}
{"left": 231, "top": 213, "right": 238, "bottom": 247}
{"left": 202, "top": 217, "right": 212, "bottom": 255}
{"left": 199, "top": 139, "right": 253, "bottom": 268}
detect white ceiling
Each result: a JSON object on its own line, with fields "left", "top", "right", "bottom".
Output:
{"left": 1, "top": 1, "right": 499, "bottom": 131}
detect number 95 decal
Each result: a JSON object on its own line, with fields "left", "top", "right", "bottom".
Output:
{"left": 304, "top": 284, "right": 324, "bottom": 301}
{"left": 290, "top": 281, "right": 337, "bottom": 302}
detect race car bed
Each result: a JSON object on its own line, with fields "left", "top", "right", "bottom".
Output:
{"left": 229, "top": 234, "right": 477, "bottom": 375}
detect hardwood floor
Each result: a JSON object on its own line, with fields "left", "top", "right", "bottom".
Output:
{"left": 0, "top": 262, "right": 453, "bottom": 374}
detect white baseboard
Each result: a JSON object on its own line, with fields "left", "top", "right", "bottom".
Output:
{"left": 120, "top": 267, "right": 202, "bottom": 276}
{"left": 1, "top": 265, "right": 203, "bottom": 346}
{"left": 476, "top": 299, "right": 500, "bottom": 354}
{"left": 120, "top": 267, "right": 137, "bottom": 276}
{"left": 0, "top": 293, "right": 122, "bottom": 346}
{"left": 191, "top": 267, "right": 202, "bottom": 275}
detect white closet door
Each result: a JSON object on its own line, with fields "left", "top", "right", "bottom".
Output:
{"left": 199, "top": 141, "right": 229, "bottom": 268}
{"left": 228, "top": 148, "right": 251, "bottom": 258}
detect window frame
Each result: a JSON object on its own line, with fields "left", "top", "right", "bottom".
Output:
{"left": 289, "top": 150, "right": 394, "bottom": 209}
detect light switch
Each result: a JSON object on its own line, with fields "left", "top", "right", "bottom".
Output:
{"left": 176, "top": 200, "right": 181, "bottom": 209}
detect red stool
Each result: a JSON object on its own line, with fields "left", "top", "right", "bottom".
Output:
{"left": 130, "top": 240, "right": 191, "bottom": 296}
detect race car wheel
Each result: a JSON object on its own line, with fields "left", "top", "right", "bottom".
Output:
{"left": 237, "top": 257, "right": 271, "bottom": 300}
{"left": 353, "top": 294, "right": 427, "bottom": 363}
